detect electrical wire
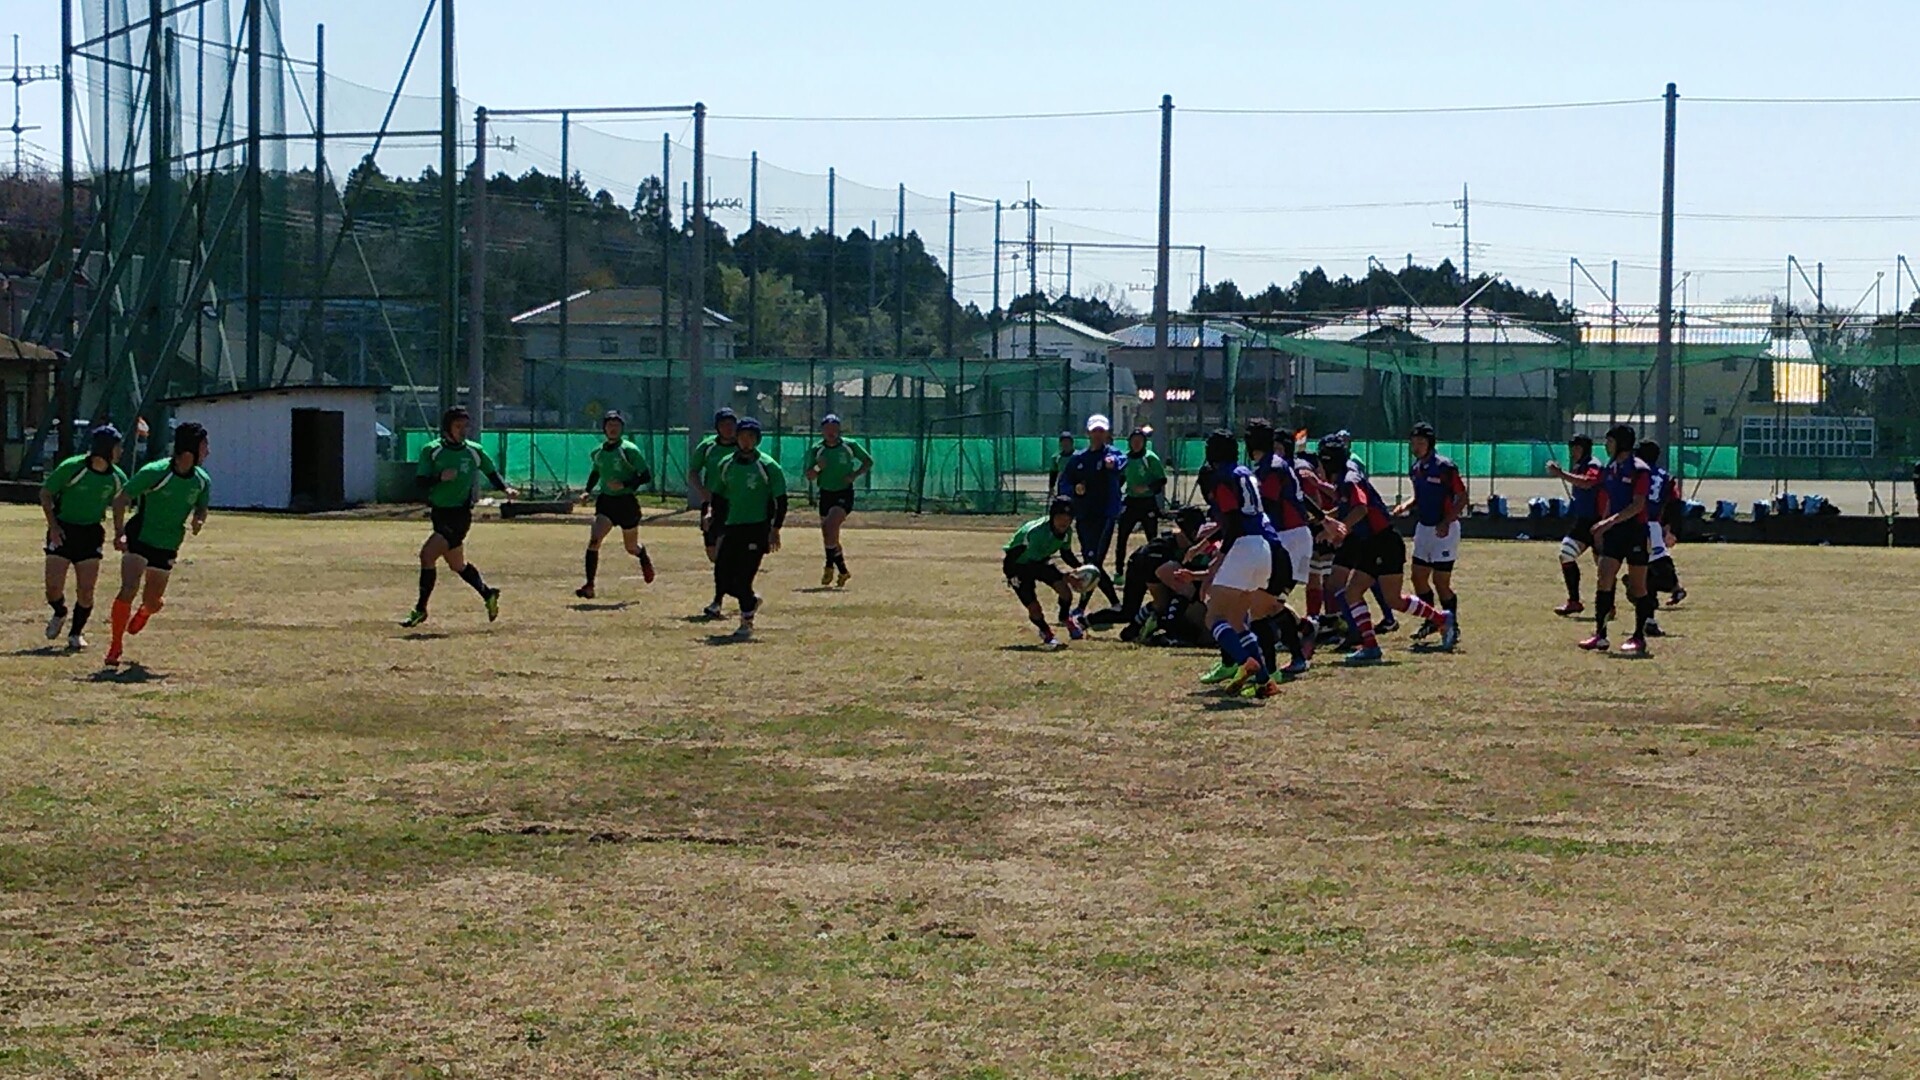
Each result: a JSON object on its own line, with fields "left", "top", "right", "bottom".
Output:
{"left": 1186, "top": 97, "right": 1659, "bottom": 116}
{"left": 706, "top": 108, "right": 1157, "bottom": 123}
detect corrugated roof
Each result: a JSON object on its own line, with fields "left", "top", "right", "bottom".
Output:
{"left": 1109, "top": 319, "right": 1282, "bottom": 349}
{"left": 988, "top": 312, "right": 1122, "bottom": 346}
{"left": 510, "top": 287, "right": 734, "bottom": 329}
{"left": 1292, "top": 307, "right": 1564, "bottom": 347}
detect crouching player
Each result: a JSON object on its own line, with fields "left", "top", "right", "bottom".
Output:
{"left": 1002, "top": 497, "right": 1087, "bottom": 650}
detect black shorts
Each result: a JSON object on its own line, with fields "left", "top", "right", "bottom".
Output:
{"left": 1005, "top": 558, "right": 1065, "bottom": 606}
{"left": 1647, "top": 555, "right": 1679, "bottom": 594}
{"left": 430, "top": 506, "right": 474, "bottom": 548}
{"left": 45, "top": 522, "right": 106, "bottom": 563}
{"left": 595, "top": 494, "right": 642, "bottom": 531}
{"left": 703, "top": 497, "right": 728, "bottom": 546}
{"left": 819, "top": 488, "right": 855, "bottom": 517}
{"left": 122, "top": 516, "right": 179, "bottom": 572}
{"left": 1599, "top": 522, "right": 1650, "bottom": 566}
{"left": 1263, "top": 537, "right": 1298, "bottom": 596}
{"left": 1565, "top": 516, "right": 1596, "bottom": 549}
{"left": 1333, "top": 529, "right": 1406, "bottom": 581}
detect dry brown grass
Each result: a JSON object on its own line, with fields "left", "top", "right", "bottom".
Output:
{"left": 3, "top": 503, "right": 1920, "bottom": 1078}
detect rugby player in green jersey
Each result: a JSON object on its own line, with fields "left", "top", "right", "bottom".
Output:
{"left": 801, "top": 413, "right": 872, "bottom": 587}
{"left": 711, "top": 417, "right": 787, "bottom": 639}
{"left": 575, "top": 410, "right": 656, "bottom": 599}
{"left": 39, "top": 425, "right": 128, "bottom": 650}
{"left": 688, "top": 407, "right": 739, "bottom": 618}
{"left": 402, "top": 407, "right": 516, "bottom": 628}
{"left": 1001, "top": 497, "right": 1086, "bottom": 650}
{"left": 106, "top": 422, "right": 212, "bottom": 666}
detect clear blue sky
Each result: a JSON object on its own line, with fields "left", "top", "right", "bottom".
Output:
{"left": 12, "top": 0, "right": 1920, "bottom": 311}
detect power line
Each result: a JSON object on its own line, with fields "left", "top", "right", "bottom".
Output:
{"left": 1185, "top": 97, "right": 1659, "bottom": 116}
{"left": 1479, "top": 199, "right": 1920, "bottom": 222}
{"left": 1691, "top": 95, "right": 1920, "bottom": 105}
{"left": 707, "top": 107, "right": 1158, "bottom": 123}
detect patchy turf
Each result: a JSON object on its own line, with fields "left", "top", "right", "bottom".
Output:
{"left": 3, "top": 504, "right": 1920, "bottom": 1077}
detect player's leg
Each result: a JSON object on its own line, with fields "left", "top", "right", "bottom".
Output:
{"left": 105, "top": 550, "right": 149, "bottom": 663}
{"left": 1339, "top": 565, "right": 1383, "bottom": 663}
{"left": 1556, "top": 519, "right": 1590, "bottom": 616}
{"left": 1584, "top": 552, "right": 1623, "bottom": 651}
{"left": 445, "top": 532, "right": 500, "bottom": 621}
{"left": 1010, "top": 568, "right": 1058, "bottom": 648}
{"left": 69, "top": 557, "right": 102, "bottom": 648}
{"left": 43, "top": 551, "right": 71, "bottom": 640}
{"left": 578, "top": 514, "right": 614, "bottom": 598}
{"left": 405, "top": 530, "right": 450, "bottom": 626}
{"left": 822, "top": 504, "right": 849, "bottom": 586}
{"left": 731, "top": 528, "right": 769, "bottom": 637}
{"left": 623, "top": 525, "right": 653, "bottom": 584}
{"left": 1622, "top": 542, "right": 1655, "bottom": 655}
{"left": 704, "top": 499, "right": 729, "bottom": 617}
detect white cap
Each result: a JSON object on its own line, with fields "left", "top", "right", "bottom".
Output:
{"left": 1086, "top": 413, "right": 1111, "bottom": 432}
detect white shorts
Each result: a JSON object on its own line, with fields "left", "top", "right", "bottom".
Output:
{"left": 1276, "top": 526, "right": 1313, "bottom": 589}
{"left": 1212, "top": 534, "right": 1273, "bottom": 593}
{"left": 1412, "top": 523, "right": 1459, "bottom": 568}
{"left": 1647, "top": 521, "right": 1668, "bottom": 561}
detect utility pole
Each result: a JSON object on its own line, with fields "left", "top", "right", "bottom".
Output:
{"left": 1654, "top": 82, "right": 1679, "bottom": 455}
{"left": 436, "top": 0, "right": 457, "bottom": 410}
{"left": 689, "top": 101, "right": 708, "bottom": 456}
{"left": 895, "top": 183, "right": 906, "bottom": 359}
{"left": 1151, "top": 94, "right": 1173, "bottom": 452}
{"left": 824, "top": 168, "right": 836, "bottom": 360}
{"left": 747, "top": 151, "right": 758, "bottom": 358}
{"left": 991, "top": 199, "right": 1002, "bottom": 360}
{"left": 944, "top": 192, "right": 956, "bottom": 359}
{"left": 1460, "top": 183, "right": 1470, "bottom": 493}
{"left": 312, "top": 24, "right": 325, "bottom": 381}
{"left": 7, "top": 35, "right": 58, "bottom": 176}
{"left": 467, "top": 105, "right": 487, "bottom": 432}
{"left": 245, "top": 0, "right": 263, "bottom": 389}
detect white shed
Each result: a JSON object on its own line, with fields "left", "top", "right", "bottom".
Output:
{"left": 164, "top": 386, "right": 381, "bottom": 510}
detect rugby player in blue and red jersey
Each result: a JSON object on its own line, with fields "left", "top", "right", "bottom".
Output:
{"left": 1546, "top": 433, "right": 1603, "bottom": 616}
{"left": 1392, "top": 421, "right": 1465, "bottom": 644}
{"left": 1320, "top": 433, "right": 1452, "bottom": 664}
{"left": 1246, "top": 419, "right": 1324, "bottom": 678}
{"left": 1580, "top": 424, "right": 1656, "bottom": 656}
{"left": 1191, "top": 429, "right": 1284, "bottom": 697}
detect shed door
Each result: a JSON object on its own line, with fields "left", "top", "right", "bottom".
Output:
{"left": 290, "top": 408, "right": 345, "bottom": 510}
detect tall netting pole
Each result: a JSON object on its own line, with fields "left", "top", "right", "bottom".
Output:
{"left": 688, "top": 102, "right": 708, "bottom": 480}
{"left": 1151, "top": 94, "right": 1173, "bottom": 454}
{"left": 1654, "top": 82, "right": 1679, "bottom": 456}
{"left": 437, "top": 0, "right": 457, "bottom": 412}
{"left": 467, "top": 106, "right": 487, "bottom": 431}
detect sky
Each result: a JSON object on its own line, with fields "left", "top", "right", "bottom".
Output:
{"left": 9, "top": 0, "right": 1920, "bottom": 314}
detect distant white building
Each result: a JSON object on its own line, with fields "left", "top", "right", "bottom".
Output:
{"left": 979, "top": 313, "right": 1138, "bottom": 433}
{"left": 165, "top": 386, "right": 382, "bottom": 510}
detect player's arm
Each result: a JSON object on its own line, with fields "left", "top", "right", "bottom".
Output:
{"left": 1595, "top": 472, "right": 1648, "bottom": 533}
{"left": 580, "top": 467, "right": 601, "bottom": 502}
{"left": 768, "top": 462, "right": 788, "bottom": 548}
{"left": 1148, "top": 454, "right": 1167, "bottom": 494}
{"left": 688, "top": 443, "right": 712, "bottom": 503}
{"left": 416, "top": 445, "right": 441, "bottom": 494}
{"left": 802, "top": 445, "right": 820, "bottom": 482}
{"left": 190, "top": 475, "right": 211, "bottom": 536}
{"left": 1547, "top": 460, "right": 1602, "bottom": 489}
{"left": 38, "top": 463, "right": 67, "bottom": 538}
{"left": 1436, "top": 469, "right": 1466, "bottom": 534}
{"left": 848, "top": 440, "right": 873, "bottom": 483}
{"left": 629, "top": 447, "right": 653, "bottom": 489}
{"left": 111, "top": 471, "right": 128, "bottom": 537}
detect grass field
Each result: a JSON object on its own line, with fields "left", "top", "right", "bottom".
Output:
{"left": 4, "top": 504, "right": 1920, "bottom": 1078}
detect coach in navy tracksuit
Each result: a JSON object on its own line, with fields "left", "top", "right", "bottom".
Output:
{"left": 1059, "top": 413, "right": 1126, "bottom": 575}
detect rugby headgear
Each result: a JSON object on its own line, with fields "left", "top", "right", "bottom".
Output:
{"left": 172, "top": 421, "right": 209, "bottom": 458}
{"left": 1048, "top": 495, "right": 1074, "bottom": 517}
{"left": 88, "top": 424, "right": 122, "bottom": 456}
{"left": 1204, "top": 428, "right": 1239, "bottom": 466}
